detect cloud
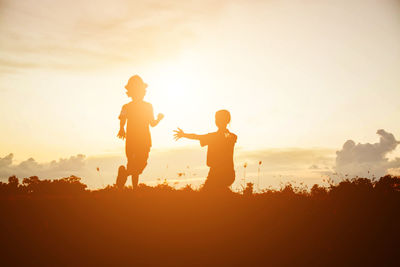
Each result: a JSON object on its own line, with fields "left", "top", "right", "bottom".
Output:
{"left": 335, "top": 129, "right": 400, "bottom": 178}
{"left": 309, "top": 164, "right": 320, "bottom": 170}
{"left": 0, "top": 146, "right": 337, "bottom": 189}
{"left": 233, "top": 148, "right": 336, "bottom": 188}
{"left": 0, "top": 153, "right": 87, "bottom": 180}
{"left": 0, "top": 153, "right": 13, "bottom": 168}
{"left": 49, "top": 154, "right": 86, "bottom": 171}
{"left": 0, "top": 0, "right": 238, "bottom": 72}
{"left": 2, "top": 138, "right": 396, "bottom": 190}
{"left": 236, "top": 147, "right": 335, "bottom": 172}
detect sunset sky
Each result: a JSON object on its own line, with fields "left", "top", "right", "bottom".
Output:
{"left": 1, "top": 0, "right": 400, "bottom": 189}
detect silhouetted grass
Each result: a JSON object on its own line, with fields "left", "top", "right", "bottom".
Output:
{"left": 1, "top": 175, "right": 399, "bottom": 266}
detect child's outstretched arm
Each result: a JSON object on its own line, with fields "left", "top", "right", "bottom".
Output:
{"left": 173, "top": 128, "right": 202, "bottom": 141}
{"left": 150, "top": 113, "right": 164, "bottom": 127}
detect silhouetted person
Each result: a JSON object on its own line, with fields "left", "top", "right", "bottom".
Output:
{"left": 117, "top": 75, "right": 164, "bottom": 188}
{"left": 174, "top": 110, "right": 237, "bottom": 191}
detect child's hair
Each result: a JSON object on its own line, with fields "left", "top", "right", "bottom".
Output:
{"left": 125, "top": 75, "right": 147, "bottom": 99}
{"left": 215, "top": 110, "right": 231, "bottom": 126}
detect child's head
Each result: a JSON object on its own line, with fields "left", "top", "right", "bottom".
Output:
{"left": 215, "top": 109, "right": 231, "bottom": 129}
{"left": 125, "top": 75, "right": 147, "bottom": 100}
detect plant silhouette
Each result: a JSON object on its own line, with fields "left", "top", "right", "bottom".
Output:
{"left": 0, "top": 175, "right": 399, "bottom": 265}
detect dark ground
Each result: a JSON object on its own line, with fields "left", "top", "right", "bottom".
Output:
{"left": 1, "top": 175, "right": 399, "bottom": 266}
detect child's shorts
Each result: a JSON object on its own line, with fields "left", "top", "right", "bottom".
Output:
{"left": 125, "top": 142, "right": 150, "bottom": 176}
{"left": 203, "top": 167, "right": 235, "bottom": 190}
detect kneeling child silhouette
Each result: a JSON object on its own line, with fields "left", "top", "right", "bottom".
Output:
{"left": 174, "top": 110, "right": 237, "bottom": 191}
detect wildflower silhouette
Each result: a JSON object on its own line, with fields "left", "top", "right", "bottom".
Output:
{"left": 117, "top": 75, "right": 164, "bottom": 188}
{"left": 174, "top": 110, "right": 237, "bottom": 191}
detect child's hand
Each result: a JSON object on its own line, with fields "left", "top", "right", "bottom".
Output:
{"left": 117, "top": 128, "right": 126, "bottom": 140}
{"left": 157, "top": 113, "right": 164, "bottom": 121}
{"left": 173, "top": 128, "right": 185, "bottom": 141}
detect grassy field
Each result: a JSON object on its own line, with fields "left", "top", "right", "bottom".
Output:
{"left": 1, "top": 175, "right": 399, "bottom": 266}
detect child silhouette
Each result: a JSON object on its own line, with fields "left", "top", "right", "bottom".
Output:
{"left": 117, "top": 75, "right": 164, "bottom": 188}
{"left": 174, "top": 110, "right": 237, "bottom": 190}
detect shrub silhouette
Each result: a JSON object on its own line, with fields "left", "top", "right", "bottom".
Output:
{"left": 0, "top": 175, "right": 399, "bottom": 266}
{"left": 0, "top": 175, "right": 86, "bottom": 195}
{"left": 375, "top": 175, "right": 400, "bottom": 192}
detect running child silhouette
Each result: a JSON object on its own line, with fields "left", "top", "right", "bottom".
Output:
{"left": 174, "top": 110, "right": 237, "bottom": 191}
{"left": 117, "top": 75, "right": 164, "bottom": 188}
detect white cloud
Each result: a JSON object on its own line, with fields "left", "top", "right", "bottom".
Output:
{"left": 335, "top": 129, "right": 400, "bottom": 178}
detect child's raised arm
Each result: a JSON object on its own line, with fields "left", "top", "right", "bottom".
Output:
{"left": 173, "top": 128, "right": 202, "bottom": 141}
{"left": 150, "top": 113, "right": 164, "bottom": 127}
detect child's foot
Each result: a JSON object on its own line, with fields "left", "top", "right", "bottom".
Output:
{"left": 116, "top": 165, "right": 128, "bottom": 189}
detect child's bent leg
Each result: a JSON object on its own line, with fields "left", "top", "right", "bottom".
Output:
{"left": 202, "top": 168, "right": 235, "bottom": 191}
{"left": 116, "top": 165, "right": 128, "bottom": 188}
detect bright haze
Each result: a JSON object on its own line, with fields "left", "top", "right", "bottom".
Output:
{"left": 1, "top": 0, "right": 400, "bottom": 189}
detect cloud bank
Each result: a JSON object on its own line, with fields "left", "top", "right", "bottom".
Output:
{"left": 335, "top": 129, "right": 400, "bottom": 178}
{"left": 2, "top": 130, "right": 399, "bottom": 190}
{"left": 0, "top": 153, "right": 127, "bottom": 188}
{"left": 0, "top": 0, "right": 239, "bottom": 72}
{"left": 0, "top": 153, "right": 86, "bottom": 179}
{"left": 0, "top": 146, "right": 337, "bottom": 189}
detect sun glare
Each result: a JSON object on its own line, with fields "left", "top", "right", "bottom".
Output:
{"left": 144, "top": 55, "right": 213, "bottom": 132}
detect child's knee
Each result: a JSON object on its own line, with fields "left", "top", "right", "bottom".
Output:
{"left": 126, "top": 160, "right": 148, "bottom": 176}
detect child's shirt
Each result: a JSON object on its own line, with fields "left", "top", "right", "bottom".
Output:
{"left": 199, "top": 130, "right": 237, "bottom": 170}
{"left": 119, "top": 100, "right": 155, "bottom": 148}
